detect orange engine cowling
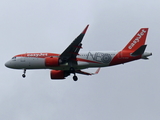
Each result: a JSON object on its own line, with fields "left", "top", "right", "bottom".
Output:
{"left": 50, "top": 70, "right": 65, "bottom": 79}
{"left": 45, "top": 57, "right": 59, "bottom": 67}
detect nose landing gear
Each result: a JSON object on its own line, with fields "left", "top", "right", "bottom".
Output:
{"left": 22, "top": 69, "right": 26, "bottom": 78}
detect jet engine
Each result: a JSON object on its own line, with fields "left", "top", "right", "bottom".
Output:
{"left": 45, "top": 57, "right": 59, "bottom": 67}
{"left": 50, "top": 70, "right": 70, "bottom": 79}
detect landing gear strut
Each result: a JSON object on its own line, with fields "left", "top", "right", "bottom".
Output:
{"left": 70, "top": 67, "right": 78, "bottom": 81}
{"left": 22, "top": 69, "right": 26, "bottom": 78}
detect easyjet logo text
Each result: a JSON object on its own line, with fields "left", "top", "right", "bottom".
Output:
{"left": 128, "top": 29, "right": 146, "bottom": 49}
{"left": 27, "top": 53, "right": 48, "bottom": 57}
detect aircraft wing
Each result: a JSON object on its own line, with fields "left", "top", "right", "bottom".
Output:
{"left": 75, "top": 68, "right": 100, "bottom": 75}
{"left": 59, "top": 25, "right": 89, "bottom": 64}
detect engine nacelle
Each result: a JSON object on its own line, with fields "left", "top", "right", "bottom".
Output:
{"left": 50, "top": 70, "right": 65, "bottom": 79}
{"left": 45, "top": 57, "right": 59, "bottom": 67}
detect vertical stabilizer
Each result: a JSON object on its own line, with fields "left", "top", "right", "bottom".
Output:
{"left": 122, "top": 28, "right": 148, "bottom": 51}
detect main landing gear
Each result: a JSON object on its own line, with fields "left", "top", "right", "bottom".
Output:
{"left": 70, "top": 67, "right": 78, "bottom": 81}
{"left": 22, "top": 69, "right": 26, "bottom": 78}
{"left": 73, "top": 74, "right": 78, "bottom": 81}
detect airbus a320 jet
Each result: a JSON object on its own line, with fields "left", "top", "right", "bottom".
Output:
{"left": 5, "top": 25, "right": 152, "bottom": 81}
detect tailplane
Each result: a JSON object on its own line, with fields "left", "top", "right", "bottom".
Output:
{"left": 131, "top": 45, "right": 147, "bottom": 56}
{"left": 122, "top": 28, "right": 148, "bottom": 52}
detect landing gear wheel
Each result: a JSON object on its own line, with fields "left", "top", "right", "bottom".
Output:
{"left": 22, "top": 74, "right": 26, "bottom": 78}
{"left": 69, "top": 67, "right": 78, "bottom": 81}
{"left": 73, "top": 75, "right": 78, "bottom": 81}
{"left": 22, "top": 69, "right": 26, "bottom": 78}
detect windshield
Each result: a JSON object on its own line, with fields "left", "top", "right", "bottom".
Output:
{"left": 12, "top": 57, "right": 16, "bottom": 60}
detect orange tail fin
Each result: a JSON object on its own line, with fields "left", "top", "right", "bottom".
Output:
{"left": 122, "top": 28, "right": 148, "bottom": 51}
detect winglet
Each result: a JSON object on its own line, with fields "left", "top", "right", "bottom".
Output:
{"left": 82, "top": 24, "right": 89, "bottom": 34}
{"left": 92, "top": 68, "right": 100, "bottom": 75}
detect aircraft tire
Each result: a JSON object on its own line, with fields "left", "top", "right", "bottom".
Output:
{"left": 22, "top": 74, "right": 26, "bottom": 78}
{"left": 73, "top": 76, "right": 78, "bottom": 81}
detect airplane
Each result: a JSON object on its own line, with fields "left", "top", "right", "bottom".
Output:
{"left": 5, "top": 25, "right": 152, "bottom": 81}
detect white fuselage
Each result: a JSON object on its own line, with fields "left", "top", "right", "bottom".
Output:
{"left": 5, "top": 51, "right": 118, "bottom": 70}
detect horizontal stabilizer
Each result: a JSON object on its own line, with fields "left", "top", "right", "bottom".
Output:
{"left": 131, "top": 45, "right": 147, "bottom": 56}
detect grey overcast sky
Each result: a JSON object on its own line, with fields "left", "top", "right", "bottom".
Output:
{"left": 0, "top": 0, "right": 159, "bottom": 120}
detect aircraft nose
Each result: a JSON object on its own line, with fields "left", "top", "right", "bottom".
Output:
{"left": 5, "top": 61, "right": 10, "bottom": 68}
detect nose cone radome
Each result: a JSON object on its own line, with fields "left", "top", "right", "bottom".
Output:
{"left": 5, "top": 61, "right": 11, "bottom": 68}
{"left": 5, "top": 60, "right": 16, "bottom": 68}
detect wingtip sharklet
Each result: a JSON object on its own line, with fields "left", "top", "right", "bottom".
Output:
{"left": 92, "top": 68, "right": 100, "bottom": 75}
{"left": 82, "top": 24, "right": 89, "bottom": 34}
{"left": 95, "top": 67, "right": 100, "bottom": 74}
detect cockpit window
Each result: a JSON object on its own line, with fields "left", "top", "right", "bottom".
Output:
{"left": 12, "top": 57, "right": 16, "bottom": 59}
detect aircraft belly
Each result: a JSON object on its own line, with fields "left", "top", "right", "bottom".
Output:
{"left": 77, "top": 61, "right": 107, "bottom": 69}
{"left": 49, "top": 61, "right": 89, "bottom": 70}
